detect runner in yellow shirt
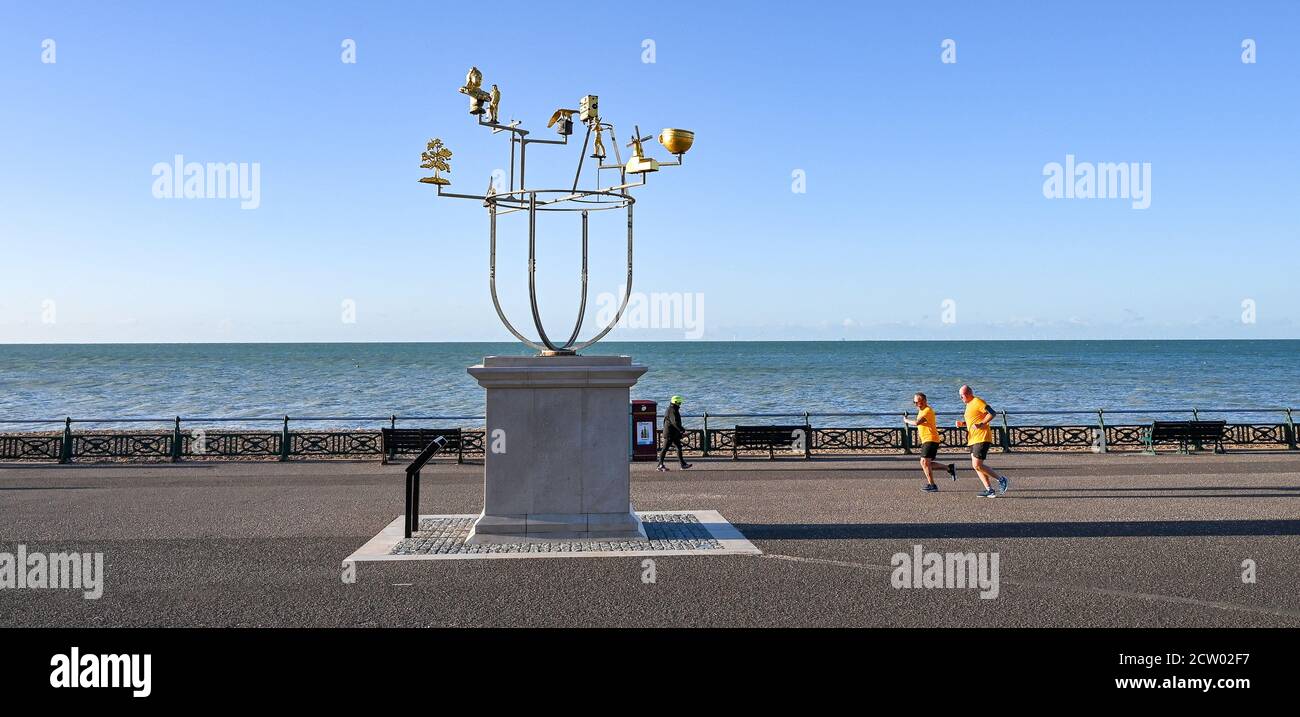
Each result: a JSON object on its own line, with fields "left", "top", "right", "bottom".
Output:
{"left": 903, "top": 393, "right": 956, "bottom": 492}
{"left": 955, "top": 385, "right": 1009, "bottom": 498}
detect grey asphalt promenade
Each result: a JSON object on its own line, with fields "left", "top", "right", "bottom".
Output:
{"left": 2, "top": 450, "right": 1298, "bottom": 627}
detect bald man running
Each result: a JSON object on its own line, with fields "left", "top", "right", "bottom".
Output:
{"left": 956, "top": 385, "right": 1009, "bottom": 498}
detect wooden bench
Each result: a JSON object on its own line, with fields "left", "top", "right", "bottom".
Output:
{"left": 381, "top": 428, "right": 462, "bottom": 464}
{"left": 733, "top": 424, "right": 812, "bottom": 459}
{"left": 1144, "top": 420, "right": 1226, "bottom": 454}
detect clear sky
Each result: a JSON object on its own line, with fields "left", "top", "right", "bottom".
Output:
{"left": 1, "top": 1, "right": 1296, "bottom": 343}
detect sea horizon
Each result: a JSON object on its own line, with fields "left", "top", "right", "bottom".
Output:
{"left": 2, "top": 337, "right": 1296, "bottom": 346}
{"left": 2, "top": 340, "right": 1296, "bottom": 427}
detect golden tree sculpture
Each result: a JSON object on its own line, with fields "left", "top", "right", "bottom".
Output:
{"left": 418, "top": 138, "right": 452, "bottom": 185}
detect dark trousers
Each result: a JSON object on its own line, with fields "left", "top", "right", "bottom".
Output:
{"left": 658, "top": 432, "right": 686, "bottom": 466}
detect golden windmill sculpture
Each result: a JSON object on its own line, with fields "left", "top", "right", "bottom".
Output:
{"left": 624, "top": 126, "right": 658, "bottom": 174}
{"left": 419, "top": 67, "right": 696, "bottom": 355}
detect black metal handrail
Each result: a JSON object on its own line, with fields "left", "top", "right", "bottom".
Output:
{"left": 0, "top": 405, "right": 1296, "bottom": 463}
{"left": 405, "top": 437, "right": 448, "bottom": 539}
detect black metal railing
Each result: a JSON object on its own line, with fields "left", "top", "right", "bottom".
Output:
{"left": 405, "top": 436, "right": 448, "bottom": 538}
{"left": 0, "top": 407, "right": 1295, "bottom": 462}
{"left": 666, "top": 408, "right": 1297, "bottom": 456}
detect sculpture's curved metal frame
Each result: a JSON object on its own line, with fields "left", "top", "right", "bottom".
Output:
{"left": 430, "top": 90, "right": 689, "bottom": 356}
{"left": 487, "top": 188, "right": 634, "bottom": 354}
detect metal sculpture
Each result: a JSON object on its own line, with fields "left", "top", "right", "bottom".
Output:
{"left": 422, "top": 68, "right": 694, "bottom": 355}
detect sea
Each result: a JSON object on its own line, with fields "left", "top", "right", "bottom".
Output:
{"left": 0, "top": 341, "right": 1296, "bottom": 429}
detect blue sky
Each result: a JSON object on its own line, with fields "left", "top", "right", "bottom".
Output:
{"left": 1, "top": 1, "right": 1296, "bottom": 342}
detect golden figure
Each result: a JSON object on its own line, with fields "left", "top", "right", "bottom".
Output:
{"left": 488, "top": 84, "right": 501, "bottom": 124}
{"left": 418, "top": 138, "right": 452, "bottom": 185}
{"left": 464, "top": 66, "right": 482, "bottom": 92}
{"left": 458, "top": 66, "right": 491, "bottom": 115}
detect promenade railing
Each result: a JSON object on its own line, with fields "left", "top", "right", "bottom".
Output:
{"left": 671, "top": 408, "right": 1297, "bottom": 456}
{"left": 0, "top": 407, "right": 1294, "bottom": 462}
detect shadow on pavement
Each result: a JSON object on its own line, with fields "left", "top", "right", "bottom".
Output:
{"left": 734, "top": 519, "right": 1300, "bottom": 540}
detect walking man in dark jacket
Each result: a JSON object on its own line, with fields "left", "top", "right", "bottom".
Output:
{"left": 657, "top": 395, "right": 692, "bottom": 472}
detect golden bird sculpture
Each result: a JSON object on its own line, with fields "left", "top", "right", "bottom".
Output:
{"left": 547, "top": 109, "right": 578, "bottom": 127}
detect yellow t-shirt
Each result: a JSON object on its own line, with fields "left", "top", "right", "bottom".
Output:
{"left": 916, "top": 406, "right": 941, "bottom": 444}
{"left": 964, "top": 397, "right": 993, "bottom": 445}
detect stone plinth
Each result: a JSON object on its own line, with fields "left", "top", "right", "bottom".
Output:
{"left": 465, "top": 355, "right": 647, "bottom": 543}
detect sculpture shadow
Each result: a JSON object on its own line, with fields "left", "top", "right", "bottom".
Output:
{"left": 733, "top": 519, "right": 1300, "bottom": 540}
{"left": 1013, "top": 485, "right": 1300, "bottom": 500}
{"left": 0, "top": 462, "right": 216, "bottom": 471}
{"left": 0, "top": 485, "right": 104, "bottom": 491}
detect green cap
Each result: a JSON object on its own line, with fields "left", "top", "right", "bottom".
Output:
{"left": 670, "top": 395, "right": 683, "bottom": 405}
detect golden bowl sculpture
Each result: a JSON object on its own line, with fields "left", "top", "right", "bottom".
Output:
{"left": 658, "top": 128, "right": 694, "bottom": 155}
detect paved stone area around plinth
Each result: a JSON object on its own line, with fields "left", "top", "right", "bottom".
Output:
{"left": 347, "top": 510, "right": 758, "bottom": 560}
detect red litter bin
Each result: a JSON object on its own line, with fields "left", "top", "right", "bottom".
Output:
{"left": 631, "top": 400, "right": 659, "bottom": 461}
